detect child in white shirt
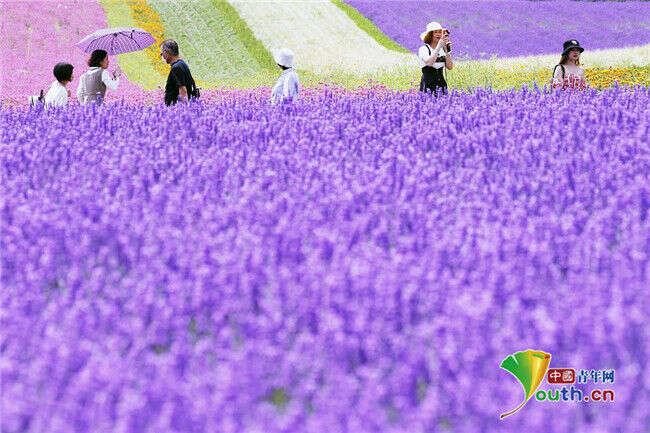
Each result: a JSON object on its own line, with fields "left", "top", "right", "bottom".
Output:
{"left": 44, "top": 62, "right": 74, "bottom": 108}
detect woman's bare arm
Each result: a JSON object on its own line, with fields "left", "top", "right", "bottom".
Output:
{"left": 445, "top": 54, "right": 453, "bottom": 70}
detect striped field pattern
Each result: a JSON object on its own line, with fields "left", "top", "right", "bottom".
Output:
{"left": 147, "top": 0, "right": 277, "bottom": 85}
{"left": 227, "top": 0, "right": 417, "bottom": 74}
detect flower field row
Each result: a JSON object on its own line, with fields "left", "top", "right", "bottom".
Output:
{"left": 346, "top": 0, "right": 650, "bottom": 60}
{"left": 297, "top": 64, "right": 650, "bottom": 93}
{"left": 227, "top": 0, "right": 417, "bottom": 73}
{"left": 0, "top": 0, "right": 149, "bottom": 104}
{"left": 96, "top": 0, "right": 162, "bottom": 90}
{"left": 584, "top": 66, "right": 650, "bottom": 89}
{"left": 331, "top": 0, "right": 411, "bottom": 54}
{"left": 490, "top": 65, "right": 650, "bottom": 90}
{"left": 147, "top": 0, "right": 276, "bottom": 84}
{"left": 464, "top": 43, "right": 650, "bottom": 71}
{"left": 126, "top": 0, "right": 169, "bottom": 81}
{"left": 2, "top": 0, "right": 648, "bottom": 105}
{"left": 2, "top": 87, "right": 650, "bottom": 433}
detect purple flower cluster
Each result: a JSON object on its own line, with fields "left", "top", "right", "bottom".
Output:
{"left": 2, "top": 87, "right": 650, "bottom": 433}
{"left": 346, "top": 0, "right": 650, "bottom": 59}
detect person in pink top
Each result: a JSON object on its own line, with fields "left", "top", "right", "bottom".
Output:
{"left": 552, "top": 40, "right": 588, "bottom": 90}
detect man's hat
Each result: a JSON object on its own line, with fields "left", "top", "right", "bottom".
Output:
{"left": 562, "top": 40, "right": 584, "bottom": 55}
{"left": 274, "top": 48, "right": 294, "bottom": 68}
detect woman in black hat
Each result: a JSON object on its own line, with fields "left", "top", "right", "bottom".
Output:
{"left": 552, "top": 40, "right": 587, "bottom": 90}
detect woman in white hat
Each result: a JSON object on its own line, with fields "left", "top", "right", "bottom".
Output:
{"left": 270, "top": 48, "right": 299, "bottom": 105}
{"left": 418, "top": 22, "right": 453, "bottom": 95}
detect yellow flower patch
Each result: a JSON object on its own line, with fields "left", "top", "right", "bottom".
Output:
{"left": 585, "top": 67, "right": 649, "bottom": 89}
{"left": 492, "top": 65, "right": 649, "bottom": 90}
{"left": 127, "top": 0, "right": 169, "bottom": 79}
{"left": 100, "top": 0, "right": 166, "bottom": 89}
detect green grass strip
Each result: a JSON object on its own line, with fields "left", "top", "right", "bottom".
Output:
{"left": 331, "top": 0, "right": 410, "bottom": 54}
{"left": 146, "top": 0, "right": 276, "bottom": 85}
{"left": 211, "top": 0, "right": 276, "bottom": 71}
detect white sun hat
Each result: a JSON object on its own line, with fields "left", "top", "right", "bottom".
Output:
{"left": 420, "top": 22, "right": 444, "bottom": 42}
{"left": 274, "top": 48, "right": 294, "bottom": 68}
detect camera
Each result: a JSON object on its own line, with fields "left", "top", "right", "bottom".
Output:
{"left": 443, "top": 29, "right": 451, "bottom": 52}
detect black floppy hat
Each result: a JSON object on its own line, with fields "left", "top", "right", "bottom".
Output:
{"left": 562, "top": 39, "right": 584, "bottom": 55}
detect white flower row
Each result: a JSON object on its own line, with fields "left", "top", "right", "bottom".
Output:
{"left": 463, "top": 44, "right": 650, "bottom": 71}
{"left": 227, "top": 0, "right": 418, "bottom": 74}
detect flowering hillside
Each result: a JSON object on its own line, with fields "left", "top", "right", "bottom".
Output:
{"left": 147, "top": 0, "right": 276, "bottom": 82}
{"left": 101, "top": 0, "right": 277, "bottom": 87}
{"left": 346, "top": 0, "right": 650, "bottom": 60}
{"left": 2, "top": 87, "right": 649, "bottom": 432}
{"left": 0, "top": 0, "right": 148, "bottom": 104}
{"left": 227, "top": 0, "right": 417, "bottom": 73}
{"left": 99, "top": 0, "right": 169, "bottom": 89}
{"left": 1, "top": 0, "right": 648, "bottom": 103}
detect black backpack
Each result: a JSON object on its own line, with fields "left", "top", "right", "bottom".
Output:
{"left": 192, "top": 85, "right": 200, "bottom": 100}
{"left": 185, "top": 64, "right": 200, "bottom": 100}
{"left": 551, "top": 64, "right": 566, "bottom": 85}
{"left": 29, "top": 89, "right": 44, "bottom": 107}
{"left": 176, "top": 60, "right": 200, "bottom": 100}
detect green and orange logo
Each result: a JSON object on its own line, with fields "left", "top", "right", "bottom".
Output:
{"left": 500, "top": 349, "right": 615, "bottom": 419}
{"left": 499, "top": 349, "right": 551, "bottom": 419}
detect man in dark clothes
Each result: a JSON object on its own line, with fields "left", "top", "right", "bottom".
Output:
{"left": 160, "top": 39, "right": 198, "bottom": 106}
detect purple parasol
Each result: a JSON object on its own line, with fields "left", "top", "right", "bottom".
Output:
{"left": 76, "top": 27, "right": 156, "bottom": 55}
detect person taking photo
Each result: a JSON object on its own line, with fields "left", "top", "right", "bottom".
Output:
{"left": 418, "top": 21, "right": 453, "bottom": 96}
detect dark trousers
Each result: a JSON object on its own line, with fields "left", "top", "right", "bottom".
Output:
{"left": 420, "top": 66, "right": 447, "bottom": 97}
{"left": 419, "top": 80, "right": 448, "bottom": 96}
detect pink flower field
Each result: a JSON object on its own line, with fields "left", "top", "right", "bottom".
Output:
{"left": 1, "top": 0, "right": 150, "bottom": 105}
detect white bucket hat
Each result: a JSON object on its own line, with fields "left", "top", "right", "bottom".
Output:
{"left": 420, "top": 22, "right": 444, "bottom": 42}
{"left": 274, "top": 48, "right": 294, "bottom": 68}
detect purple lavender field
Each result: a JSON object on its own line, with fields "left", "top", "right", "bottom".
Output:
{"left": 347, "top": 0, "right": 650, "bottom": 59}
{"left": 2, "top": 88, "right": 650, "bottom": 432}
